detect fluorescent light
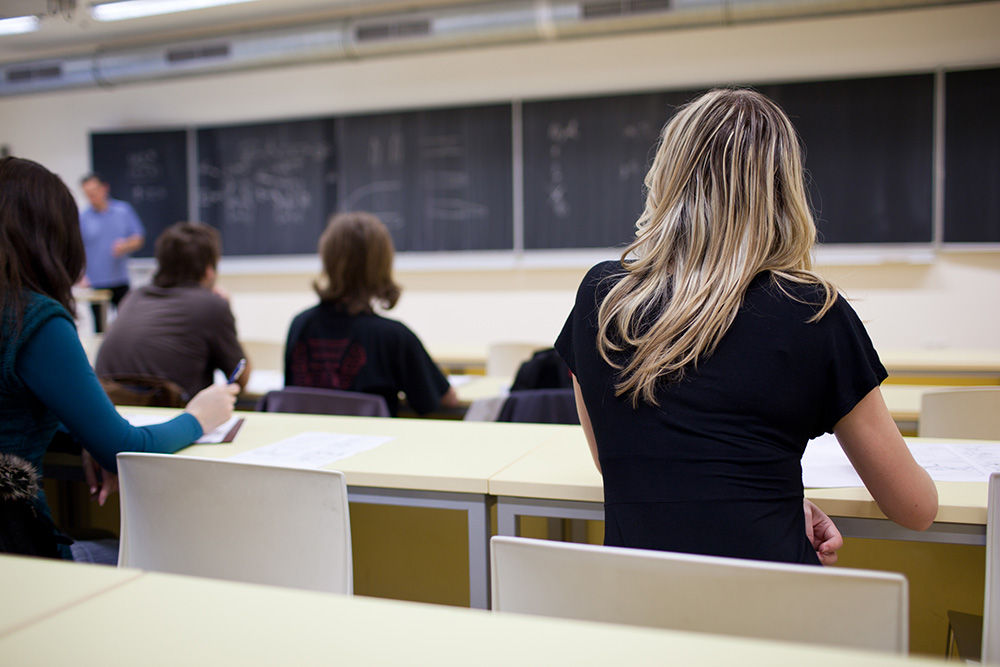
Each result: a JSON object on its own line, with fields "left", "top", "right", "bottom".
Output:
{"left": 0, "top": 16, "right": 40, "bottom": 35}
{"left": 89, "top": 0, "right": 261, "bottom": 22}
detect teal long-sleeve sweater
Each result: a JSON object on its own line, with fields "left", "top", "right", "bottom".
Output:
{"left": 1, "top": 292, "right": 202, "bottom": 477}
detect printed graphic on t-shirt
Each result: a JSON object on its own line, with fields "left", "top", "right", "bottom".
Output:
{"left": 289, "top": 339, "right": 367, "bottom": 389}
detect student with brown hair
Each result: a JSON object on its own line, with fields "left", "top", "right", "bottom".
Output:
{"left": 96, "top": 221, "right": 249, "bottom": 400}
{"left": 285, "top": 211, "right": 457, "bottom": 416}
{"left": 0, "top": 157, "right": 238, "bottom": 557}
{"left": 556, "top": 89, "right": 938, "bottom": 565}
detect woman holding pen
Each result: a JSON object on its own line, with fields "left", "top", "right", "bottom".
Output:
{"left": 555, "top": 89, "right": 938, "bottom": 565}
{"left": 0, "top": 156, "right": 238, "bottom": 559}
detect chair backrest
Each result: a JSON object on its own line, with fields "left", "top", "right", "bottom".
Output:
{"left": 256, "top": 386, "right": 390, "bottom": 417}
{"left": 984, "top": 472, "right": 1000, "bottom": 664}
{"left": 491, "top": 536, "right": 909, "bottom": 654}
{"left": 919, "top": 387, "right": 1000, "bottom": 440}
{"left": 117, "top": 453, "right": 352, "bottom": 594}
{"left": 496, "top": 389, "right": 579, "bottom": 425}
{"left": 486, "top": 342, "right": 548, "bottom": 378}
{"left": 99, "top": 374, "right": 187, "bottom": 407}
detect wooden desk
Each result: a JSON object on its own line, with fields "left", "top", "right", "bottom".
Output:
{"left": 427, "top": 343, "right": 489, "bottom": 375}
{"left": 0, "top": 561, "right": 938, "bottom": 667}
{"left": 0, "top": 555, "right": 141, "bottom": 638}
{"left": 73, "top": 287, "right": 112, "bottom": 333}
{"left": 170, "top": 410, "right": 574, "bottom": 609}
{"left": 881, "top": 349, "right": 1000, "bottom": 385}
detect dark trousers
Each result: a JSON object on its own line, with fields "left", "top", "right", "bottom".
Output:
{"left": 92, "top": 284, "right": 129, "bottom": 333}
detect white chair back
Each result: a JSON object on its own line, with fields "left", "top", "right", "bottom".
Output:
{"left": 117, "top": 453, "right": 352, "bottom": 594}
{"left": 491, "top": 536, "right": 908, "bottom": 653}
{"left": 919, "top": 388, "right": 1000, "bottom": 440}
{"left": 984, "top": 472, "right": 1000, "bottom": 664}
{"left": 486, "top": 342, "right": 547, "bottom": 378}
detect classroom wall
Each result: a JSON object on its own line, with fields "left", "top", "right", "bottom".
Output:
{"left": 2, "top": 1, "right": 999, "bottom": 354}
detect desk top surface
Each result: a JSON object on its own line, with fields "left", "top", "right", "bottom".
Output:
{"left": 0, "top": 555, "right": 141, "bottom": 638}
{"left": 879, "top": 349, "right": 1000, "bottom": 375}
{"left": 171, "top": 409, "right": 573, "bottom": 494}
{"left": 488, "top": 430, "right": 991, "bottom": 525}
{"left": 0, "top": 560, "right": 936, "bottom": 667}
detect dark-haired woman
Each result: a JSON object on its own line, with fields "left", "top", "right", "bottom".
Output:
{"left": 285, "top": 211, "right": 457, "bottom": 416}
{"left": 0, "top": 156, "right": 238, "bottom": 558}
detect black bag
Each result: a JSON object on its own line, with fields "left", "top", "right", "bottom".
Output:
{"left": 510, "top": 348, "right": 573, "bottom": 391}
{"left": 0, "top": 453, "right": 71, "bottom": 558}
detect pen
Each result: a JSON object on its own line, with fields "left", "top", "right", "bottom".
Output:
{"left": 227, "top": 358, "right": 247, "bottom": 384}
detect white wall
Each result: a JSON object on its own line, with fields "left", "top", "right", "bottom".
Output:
{"left": 2, "top": 2, "right": 999, "bottom": 354}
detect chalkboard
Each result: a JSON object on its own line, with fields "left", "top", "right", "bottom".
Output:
{"left": 91, "top": 71, "right": 970, "bottom": 256}
{"left": 944, "top": 67, "right": 1000, "bottom": 243}
{"left": 338, "top": 104, "right": 512, "bottom": 252}
{"left": 759, "top": 74, "right": 935, "bottom": 244}
{"left": 197, "top": 118, "right": 337, "bottom": 255}
{"left": 523, "top": 75, "right": 935, "bottom": 248}
{"left": 522, "top": 90, "right": 697, "bottom": 249}
{"left": 90, "top": 130, "right": 189, "bottom": 258}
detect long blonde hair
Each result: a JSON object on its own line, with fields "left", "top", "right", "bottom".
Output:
{"left": 597, "top": 88, "right": 837, "bottom": 407}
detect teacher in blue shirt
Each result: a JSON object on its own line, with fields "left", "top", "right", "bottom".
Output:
{"left": 79, "top": 173, "right": 145, "bottom": 332}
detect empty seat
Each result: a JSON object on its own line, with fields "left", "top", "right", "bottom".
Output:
{"left": 491, "top": 536, "right": 909, "bottom": 653}
{"left": 256, "top": 386, "right": 390, "bottom": 417}
{"left": 117, "top": 453, "right": 352, "bottom": 594}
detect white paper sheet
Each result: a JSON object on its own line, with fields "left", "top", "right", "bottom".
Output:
{"left": 802, "top": 432, "right": 1000, "bottom": 487}
{"left": 123, "top": 413, "right": 242, "bottom": 444}
{"left": 801, "top": 433, "right": 864, "bottom": 488}
{"left": 227, "top": 432, "right": 394, "bottom": 469}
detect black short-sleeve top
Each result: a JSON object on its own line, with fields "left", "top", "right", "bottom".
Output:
{"left": 555, "top": 261, "right": 887, "bottom": 564}
{"left": 285, "top": 303, "right": 451, "bottom": 416}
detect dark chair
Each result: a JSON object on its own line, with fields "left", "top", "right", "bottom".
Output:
{"left": 98, "top": 374, "right": 188, "bottom": 408}
{"left": 497, "top": 389, "right": 579, "bottom": 425}
{"left": 256, "top": 386, "right": 391, "bottom": 418}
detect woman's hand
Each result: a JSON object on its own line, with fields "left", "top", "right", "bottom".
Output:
{"left": 81, "top": 449, "right": 118, "bottom": 507}
{"left": 804, "top": 498, "right": 843, "bottom": 565}
{"left": 184, "top": 383, "right": 239, "bottom": 434}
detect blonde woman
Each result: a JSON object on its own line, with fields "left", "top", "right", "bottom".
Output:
{"left": 555, "top": 89, "right": 937, "bottom": 565}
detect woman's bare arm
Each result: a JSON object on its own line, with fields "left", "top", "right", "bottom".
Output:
{"left": 834, "top": 386, "right": 938, "bottom": 531}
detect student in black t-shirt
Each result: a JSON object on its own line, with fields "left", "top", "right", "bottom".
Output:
{"left": 285, "top": 212, "right": 458, "bottom": 416}
{"left": 556, "top": 89, "right": 938, "bottom": 565}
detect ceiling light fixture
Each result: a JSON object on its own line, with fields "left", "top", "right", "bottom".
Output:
{"left": 89, "top": 0, "right": 261, "bottom": 23}
{"left": 0, "top": 16, "right": 41, "bottom": 35}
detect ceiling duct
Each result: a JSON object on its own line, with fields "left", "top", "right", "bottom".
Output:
{"left": 92, "top": 21, "right": 348, "bottom": 86}
{"left": 1, "top": 56, "right": 94, "bottom": 94}
{"left": 345, "top": 2, "right": 543, "bottom": 58}
{"left": 0, "top": 0, "right": 985, "bottom": 96}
